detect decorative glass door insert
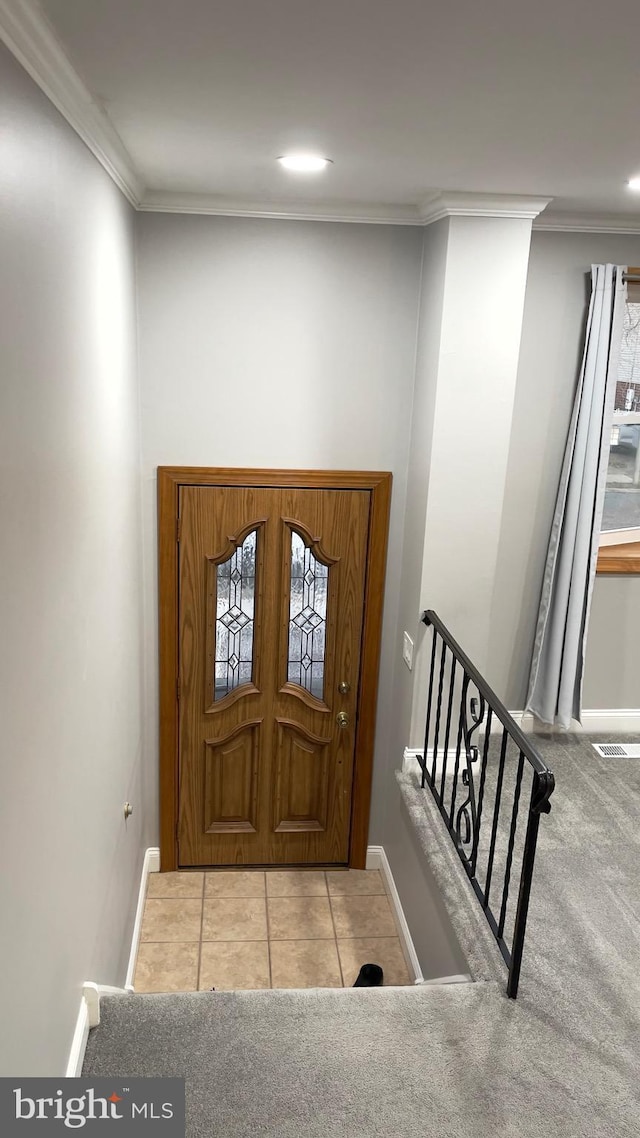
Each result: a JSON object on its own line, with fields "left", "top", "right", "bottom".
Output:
{"left": 214, "top": 529, "right": 256, "bottom": 699}
{"left": 287, "top": 529, "right": 329, "bottom": 700}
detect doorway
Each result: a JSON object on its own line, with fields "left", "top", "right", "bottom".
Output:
{"left": 158, "top": 468, "right": 391, "bottom": 870}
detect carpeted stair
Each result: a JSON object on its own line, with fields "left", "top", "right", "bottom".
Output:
{"left": 83, "top": 978, "right": 636, "bottom": 1138}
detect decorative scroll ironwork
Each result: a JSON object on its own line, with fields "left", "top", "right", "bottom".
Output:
{"left": 453, "top": 687, "right": 484, "bottom": 853}
{"left": 416, "top": 610, "right": 555, "bottom": 999}
{"left": 214, "top": 529, "right": 256, "bottom": 700}
{"left": 287, "top": 530, "right": 328, "bottom": 699}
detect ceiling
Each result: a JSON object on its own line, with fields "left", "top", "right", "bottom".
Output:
{"left": 18, "top": 0, "right": 640, "bottom": 221}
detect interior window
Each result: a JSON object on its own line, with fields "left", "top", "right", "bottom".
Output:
{"left": 598, "top": 274, "right": 640, "bottom": 573}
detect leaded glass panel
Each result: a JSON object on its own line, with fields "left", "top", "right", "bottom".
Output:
{"left": 214, "top": 530, "right": 256, "bottom": 700}
{"left": 288, "top": 531, "right": 328, "bottom": 699}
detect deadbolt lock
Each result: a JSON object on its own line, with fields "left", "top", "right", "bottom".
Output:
{"left": 336, "top": 711, "right": 349, "bottom": 728}
{"left": 338, "top": 681, "right": 351, "bottom": 695}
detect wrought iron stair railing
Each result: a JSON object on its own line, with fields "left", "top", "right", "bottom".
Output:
{"left": 415, "top": 610, "right": 555, "bottom": 998}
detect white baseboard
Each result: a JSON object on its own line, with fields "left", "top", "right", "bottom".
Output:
{"left": 554, "top": 709, "right": 640, "bottom": 733}
{"left": 65, "top": 846, "right": 159, "bottom": 1076}
{"left": 366, "top": 845, "right": 425, "bottom": 984}
{"left": 498, "top": 709, "right": 640, "bottom": 733}
{"left": 421, "top": 972, "right": 472, "bottom": 986}
{"left": 65, "top": 996, "right": 90, "bottom": 1077}
{"left": 404, "top": 708, "right": 640, "bottom": 763}
{"left": 64, "top": 982, "right": 130, "bottom": 1077}
{"left": 402, "top": 747, "right": 435, "bottom": 773}
{"left": 125, "top": 846, "right": 160, "bottom": 991}
{"left": 402, "top": 748, "right": 456, "bottom": 780}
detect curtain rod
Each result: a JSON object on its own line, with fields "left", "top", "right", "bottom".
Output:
{"left": 623, "top": 270, "right": 640, "bottom": 282}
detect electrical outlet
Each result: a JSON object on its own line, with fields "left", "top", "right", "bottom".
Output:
{"left": 402, "top": 631, "right": 414, "bottom": 671}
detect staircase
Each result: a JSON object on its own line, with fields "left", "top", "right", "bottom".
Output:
{"left": 78, "top": 620, "right": 639, "bottom": 1137}
{"left": 83, "top": 955, "right": 637, "bottom": 1138}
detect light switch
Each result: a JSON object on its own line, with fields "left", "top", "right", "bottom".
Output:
{"left": 402, "top": 631, "right": 414, "bottom": 671}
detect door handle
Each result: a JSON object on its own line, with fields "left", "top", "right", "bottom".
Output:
{"left": 338, "top": 681, "right": 350, "bottom": 695}
{"left": 336, "top": 711, "right": 349, "bottom": 728}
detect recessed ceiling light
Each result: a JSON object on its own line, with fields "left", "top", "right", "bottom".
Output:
{"left": 628, "top": 176, "right": 640, "bottom": 191}
{"left": 277, "top": 154, "right": 332, "bottom": 173}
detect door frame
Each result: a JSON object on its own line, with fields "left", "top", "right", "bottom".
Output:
{"left": 158, "top": 466, "right": 392, "bottom": 872}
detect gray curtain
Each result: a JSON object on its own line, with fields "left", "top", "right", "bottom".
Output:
{"left": 526, "top": 264, "right": 626, "bottom": 728}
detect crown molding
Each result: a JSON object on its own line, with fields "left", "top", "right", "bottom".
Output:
{"left": 0, "top": 0, "right": 143, "bottom": 205}
{"left": 138, "top": 190, "right": 424, "bottom": 225}
{"left": 3, "top": 8, "right": 639, "bottom": 236}
{"left": 139, "top": 190, "right": 554, "bottom": 226}
{"left": 419, "top": 191, "right": 552, "bottom": 224}
{"left": 533, "top": 210, "right": 640, "bottom": 234}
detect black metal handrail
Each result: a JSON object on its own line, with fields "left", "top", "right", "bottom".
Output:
{"left": 417, "top": 610, "right": 555, "bottom": 998}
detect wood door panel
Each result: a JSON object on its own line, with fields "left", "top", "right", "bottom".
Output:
{"left": 178, "top": 486, "right": 277, "bottom": 866}
{"left": 177, "top": 483, "right": 371, "bottom": 866}
{"left": 204, "top": 721, "right": 261, "bottom": 834}
{"left": 273, "top": 719, "right": 331, "bottom": 833}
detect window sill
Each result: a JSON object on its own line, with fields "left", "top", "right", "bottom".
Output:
{"left": 597, "top": 541, "right": 640, "bottom": 574}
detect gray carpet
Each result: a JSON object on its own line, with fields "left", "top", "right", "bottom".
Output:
{"left": 83, "top": 734, "right": 640, "bottom": 1136}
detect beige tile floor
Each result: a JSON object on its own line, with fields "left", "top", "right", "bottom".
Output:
{"left": 134, "top": 868, "right": 412, "bottom": 992}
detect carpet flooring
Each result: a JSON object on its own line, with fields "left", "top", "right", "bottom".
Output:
{"left": 83, "top": 734, "right": 640, "bottom": 1137}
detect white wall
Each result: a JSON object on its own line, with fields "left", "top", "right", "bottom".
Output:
{"left": 385, "top": 214, "right": 536, "bottom": 940}
{"left": 419, "top": 216, "right": 533, "bottom": 671}
{"left": 388, "top": 220, "right": 447, "bottom": 774}
{"left": 0, "top": 45, "right": 146, "bottom": 1075}
{"left": 391, "top": 214, "right": 535, "bottom": 749}
{"left": 136, "top": 213, "right": 423, "bottom": 844}
{"left": 488, "top": 230, "right": 640, "bottom": 709}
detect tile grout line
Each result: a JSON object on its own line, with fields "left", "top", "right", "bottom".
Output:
{"left": 264, "top": 874, "right": 274, "bottom": 989}
{"left": 195, "top": 874, "right": 206, "bottom": 991}
{"left": 326, "top": 875, "right": 345, "bottom": 987}
{"left": 139, "top": 935, "right": 399, "bottom": 943}
{"left": 133, "top": 894, "right": 148, "bottom": 985}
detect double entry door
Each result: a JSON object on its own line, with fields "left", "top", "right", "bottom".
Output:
{"left": 173, "top": 477, "right": 384, "bottom": 867}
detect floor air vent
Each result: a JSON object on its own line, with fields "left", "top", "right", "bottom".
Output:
{"left": 592, "top": 743, "right": 640, "bottom": 758}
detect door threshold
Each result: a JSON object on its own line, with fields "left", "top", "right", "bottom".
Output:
{"left": 178, "top": 863, "right": 350, "bottom": 871}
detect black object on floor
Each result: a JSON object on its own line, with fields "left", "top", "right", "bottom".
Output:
{"left": 353, "top": 963, "right": 383, "bottom": 987}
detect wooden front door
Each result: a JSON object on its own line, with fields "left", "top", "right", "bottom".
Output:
{"left": 176, "top": 483, "right": 374, "bottom": 866}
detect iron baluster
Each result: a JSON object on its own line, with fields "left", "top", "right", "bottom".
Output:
{"left": 431, "top": 638, "right": 448, "bottom": 785}
{"left": 449, "top": 679, "right": 467, "bottom": 825}
{"left": 498, "top": 750, "right": 526, "bottom": 939}
{"left": 421, "top": 631, "right": 438, "bottom": 789}
{"left": 469, "top": 706, "right": 493, "bottom": 876}
{"left": 455, "top": 690, "right": 485, "bottom": 860}
{"left": 439, "top": 657, "right": 457, "bottom": 806}
{"left": 483, "top": 727, "right": 509, "bottom": 909}
{"left": 416, "top": 611, "right": 555, "bottom": 1000}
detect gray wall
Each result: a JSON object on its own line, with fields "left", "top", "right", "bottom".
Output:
{"left": 0, "top": 46, "right": 147, "bottom": 1074}
{"left": 135, "top": 213, "right": 424, "bottom": 845}
{"left": 384, "top": 778, "right": 470, "bottom": 979}
{"left": 584, "top": 576, "right": 640, "bottom": 707}
{"left": 488, "top": 229, "right": 640, "bottom": 709}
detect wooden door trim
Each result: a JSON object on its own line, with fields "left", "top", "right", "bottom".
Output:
{"left": 157, "top": 467, "right": 392, "bottom": 871}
